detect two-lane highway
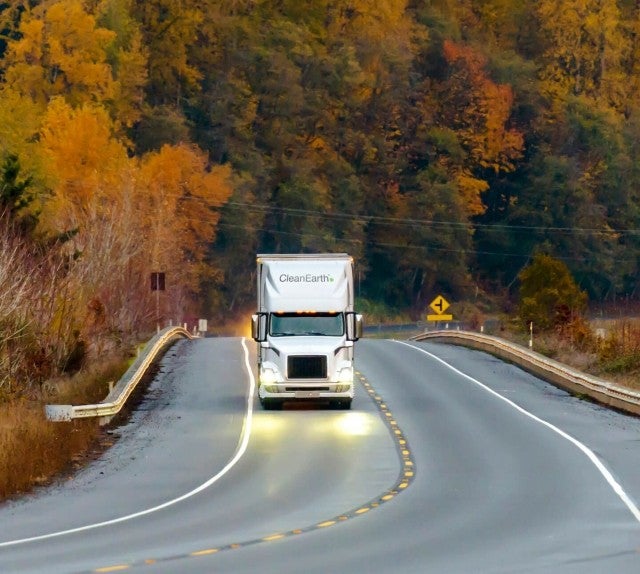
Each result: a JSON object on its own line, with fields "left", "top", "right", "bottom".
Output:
{"left": 0, "top": 337, "right": 639, "bottom": 573}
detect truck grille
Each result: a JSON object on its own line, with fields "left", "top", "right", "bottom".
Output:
{"left": 287, "top": 355, "right": 327, "bottom": 379}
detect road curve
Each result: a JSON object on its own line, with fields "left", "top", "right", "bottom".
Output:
{"left": 0, "top": 337, "right": 639, "bottom": 573}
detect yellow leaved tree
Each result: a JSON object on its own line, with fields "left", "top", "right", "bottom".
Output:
{"left": 537, "top": 0, "right": 628, "bottom": 108}
{"left": 1, "top": 0, "right": 147, "bottom": 130}
{"left": 38, "top": 98, "right": 130, "bottom": 229}
{"left": 3, "top": 1, "right": 116, "bottom": 108}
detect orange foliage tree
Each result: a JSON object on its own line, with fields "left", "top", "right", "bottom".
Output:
{"left": 134, "top": 144, "right": 233, "bottom": 325}
{"left": 440, "top": 39, "right": 524, "bottom": 216}
{"left": 38, "top": 100, "right": 235, "bottom": 335}
{"left": 38, "top": 98, "right": 130, "bottom": 228}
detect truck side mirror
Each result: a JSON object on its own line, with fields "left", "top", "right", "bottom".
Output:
{"left": 355, "top": 313, "right": 363, "bottom": 339}
{"left": 251, "top": 313, "right": 268, "bottom": 342}
{"left": 346, "top": 312, "right": 363, "bottom": 341}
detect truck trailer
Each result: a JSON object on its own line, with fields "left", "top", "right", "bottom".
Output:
{"left": 251, "top": 253, "right": 363, "bottom": 410}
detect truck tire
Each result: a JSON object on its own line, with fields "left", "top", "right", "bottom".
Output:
{"left": 331, "top": 399, "right": 352, "bottom": 410}
{"left": 261, "top": 399, "right": 282, "bottom": 410}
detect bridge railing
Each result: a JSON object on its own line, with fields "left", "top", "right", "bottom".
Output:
{"left": 45, "top": 326, "right": 195, "bottom": 424}
{"left": 411, "top": 329, "right": 640, "bottom": 416}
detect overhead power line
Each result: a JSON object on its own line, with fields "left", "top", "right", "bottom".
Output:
{"left": 188, "top": 197, "right": 639, "bottom": 237}
{"left": 216, "top": 222, "right": 613, "bottom": 263}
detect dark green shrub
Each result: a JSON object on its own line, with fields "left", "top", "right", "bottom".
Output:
{"left": 518, "top": 254, "right": 587, "bottom": 331}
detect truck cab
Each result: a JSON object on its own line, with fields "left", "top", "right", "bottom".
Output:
{"left": 251, "top": 254, "right": 363, "bottom": 409}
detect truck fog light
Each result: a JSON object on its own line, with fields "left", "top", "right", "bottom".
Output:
{"left": 335, "top": 384, "right": 350, "bottom": 393}
{"left": 263, "top": 384, "right": 278, "bottom": 393}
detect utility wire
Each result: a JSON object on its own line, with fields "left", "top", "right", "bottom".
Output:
{"left": 216, "top": 222, "right": 610, "bottom": 263}
{"left": 183, "top": 196, "right": 637, "bottom": 237}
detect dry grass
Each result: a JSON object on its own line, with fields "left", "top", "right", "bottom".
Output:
{"left": 0, "top": 402, "right": 99, "bottom": 500}
{"left": 506, "top": 317, "right": 640, "bottom": 393}
{"left": 0, "top": 357, "right": 129, "bottom": 503}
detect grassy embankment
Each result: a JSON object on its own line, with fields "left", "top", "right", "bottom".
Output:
{"left": 0, "top": 357, "right": 130, "bottom": 502}
{"left": 522, "top": 318, "right": 640, "bottom": 392}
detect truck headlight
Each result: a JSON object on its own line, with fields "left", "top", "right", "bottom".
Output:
{"left": 338, "top": 367, "right": 353, "bottom": 392}
{"left": 260, "top": 367, "right": 278, "bottom": 385}
{"left": 337, "top": 366, "right": 353, "bottom": 385}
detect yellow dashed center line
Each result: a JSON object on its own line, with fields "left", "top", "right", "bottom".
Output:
{"left": 262, "top": 533, "right": 285, "bottom": 542}
{"left": 191, "top": 549, "right": 219, "bottom": 557}
{"left": 317, "top": 520, "right": 336, "bottom": 528}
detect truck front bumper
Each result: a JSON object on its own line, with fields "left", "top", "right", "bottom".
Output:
{"left": 258, "top": 382, "right": 354, "bottom": 401}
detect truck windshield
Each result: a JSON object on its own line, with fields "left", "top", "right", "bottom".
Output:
{"left": 270, "top": 312, "right": 344, "bottom": 337}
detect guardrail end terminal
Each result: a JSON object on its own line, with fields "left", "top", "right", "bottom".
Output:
{"left": 45, "top": 405, "right": 73, "bottom": 422}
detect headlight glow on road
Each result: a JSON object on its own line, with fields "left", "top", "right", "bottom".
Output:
{"left": 252, "top": 414, "right": 289, "bottom": 436}
{"left": 332, "top": 412, "right": 376, "bottom": 437}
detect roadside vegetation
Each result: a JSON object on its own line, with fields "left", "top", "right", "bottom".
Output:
{"left": 0, "top": 357, "right": 129, "bottom": 502}
{"left": 487, "top": 254, "right": 640, "bottom": 392}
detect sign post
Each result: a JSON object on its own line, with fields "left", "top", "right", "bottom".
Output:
{"left": 151, "top": 272, "right": 166, "bottom": 332}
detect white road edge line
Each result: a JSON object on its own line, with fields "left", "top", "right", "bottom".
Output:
{"left": 0, "top": 337, "right": 256, "bottom": 548}
{"left": 395, "top": 340, "right": 640, "bottom": 524}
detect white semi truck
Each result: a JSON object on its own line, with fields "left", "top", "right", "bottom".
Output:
{"left": 251, "top": 253, "right": 363, "bottom": 410}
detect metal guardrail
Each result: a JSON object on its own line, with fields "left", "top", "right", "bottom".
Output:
{"left": 411, "top": 330, "right": 640, "bottom": 417}
{"left": 45, "top": 326, "right": 195, "bottom": 423}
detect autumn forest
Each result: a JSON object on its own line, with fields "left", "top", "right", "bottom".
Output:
{"left": 2, "top": 0, "right": 640, "bottom": 391}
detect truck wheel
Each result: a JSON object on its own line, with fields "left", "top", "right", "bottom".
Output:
{"left": 331, "top": 399, "right": 351, "bottom": 410}
{"left": 261, "top": 399, "right": 282, "bottom": 410}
